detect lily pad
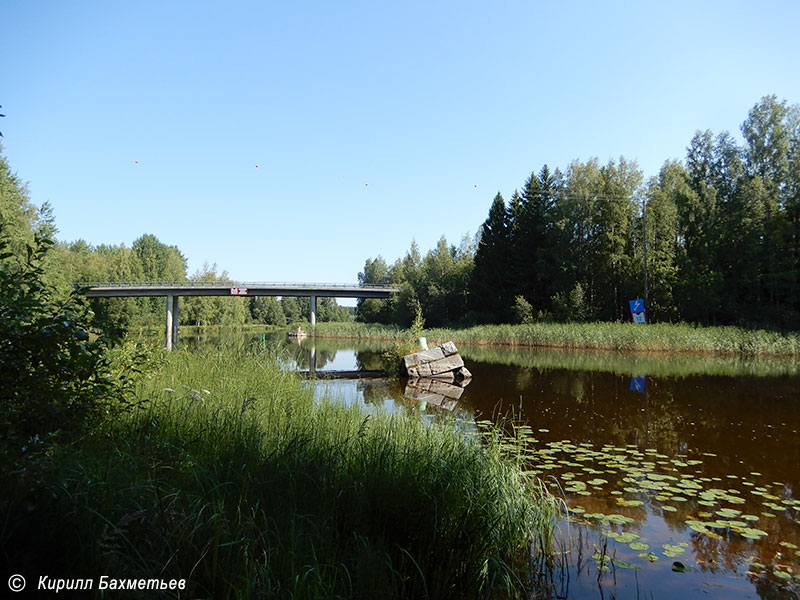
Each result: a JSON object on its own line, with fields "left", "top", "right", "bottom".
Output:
{"left": 605, "top": 514, "right": 635, "bottom": 525}
{"left": 613, "top": 560, "right": 642, "bottom": 570}
{"left": 740, "top": 528, "right": 768, "bottom": 539}
{"left": 688, "top": 523, "right": 710, "bottom": 534}
{"left": 613, "top": 532, "right": 640, "bottom": 544}
{"left": 617, "top": 498, "right": 644, "bottom": 507}
{"left": 662, "top": 544, "right": 686, "bottom": 558}
{"left": 639, "top": 552, "right": 659, "bottom": 562}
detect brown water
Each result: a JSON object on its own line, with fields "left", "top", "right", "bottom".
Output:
{"left": 191, "top": 333, "right": 800, "bottom": 599}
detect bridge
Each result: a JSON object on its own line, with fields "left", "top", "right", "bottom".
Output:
{"left": 78, "top": 282, "right": 399, "bottom": 349}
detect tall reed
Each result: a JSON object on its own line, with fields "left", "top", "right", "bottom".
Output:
{"left": 5, "top": 340, "right": 560, "bottom": 598}
{"left": 314, "top": 321, "right": 800, "bottom": 357}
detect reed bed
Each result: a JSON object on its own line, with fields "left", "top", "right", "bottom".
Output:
{"left": 314, "top": 321, "right": 800, "bottom": 357}
{"left": 457, "top": 344, "right": 800, "bottom": 379}
{"left": 5, "top": 341, "right": 561, "bottom": 599}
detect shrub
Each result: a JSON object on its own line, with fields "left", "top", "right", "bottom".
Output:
{"left": 0, "top": 227, "right": 142, "bottom": 467}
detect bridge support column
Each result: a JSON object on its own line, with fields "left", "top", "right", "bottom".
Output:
{"left": 309, "top": 295, "right": 316, "bottom": 327}
{"left": 165, "top": 295, "right": 174, "bottom": 351}
{"left": 172, "top": 296, "right": 179, "bottom": 347}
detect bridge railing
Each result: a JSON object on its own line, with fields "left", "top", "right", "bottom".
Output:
{"left": 75, "top": 281, "right": 398, "bottom": 289}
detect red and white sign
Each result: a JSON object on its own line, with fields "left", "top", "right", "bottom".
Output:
{"left": 230, "top": 287, "right": 249, "bottom": 296}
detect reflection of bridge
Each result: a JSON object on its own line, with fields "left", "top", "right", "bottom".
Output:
{"left": 78, "top": 282, "right": 399, "bottom": 349}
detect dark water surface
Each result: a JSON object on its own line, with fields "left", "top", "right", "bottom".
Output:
{"left": 190, "top": 333, "right": 800, "bottom": 599}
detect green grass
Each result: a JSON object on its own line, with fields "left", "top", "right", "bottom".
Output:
{"left": 3, "top": 341, "right": 561, "bottom": 599}
{"left": 313, "top": 321, "right": 800, "bottom": 357}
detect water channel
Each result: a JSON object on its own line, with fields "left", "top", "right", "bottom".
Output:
{"left": 189, "top": 332, "right": 800, "bottom": 599}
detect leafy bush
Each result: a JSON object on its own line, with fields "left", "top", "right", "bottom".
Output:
{"left": 0, "top": 227, "right": 141, "bottom": 466}
{"left": 512, "top": 295, "right": 533, "bottom": 324}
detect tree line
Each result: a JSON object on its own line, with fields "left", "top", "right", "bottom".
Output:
{"left": 357, "top": 95, "right": 800, "bottom": 329}
{"left": 0, "top": 159, "right": 351, "bottom": 329}
{"left": 3, "top": 95, "right": 798, "bottom": 331}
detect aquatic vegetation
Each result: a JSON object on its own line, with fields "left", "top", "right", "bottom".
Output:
{"left": 523, "top": 435, "right": 800, "bottom": 586}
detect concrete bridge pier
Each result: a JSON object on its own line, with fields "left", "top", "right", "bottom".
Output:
{"left": 310, "top": 294, "right": 316, "bottom": 327}
{"left": 165, "top": 295, "right": 174, "bottom": 351}
{"left": 172, "top": 296, "right": 179, "bottom": 347}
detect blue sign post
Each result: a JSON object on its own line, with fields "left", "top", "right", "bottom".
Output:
{"left": 629, "top": 299, "right": 646, "bottom": 323}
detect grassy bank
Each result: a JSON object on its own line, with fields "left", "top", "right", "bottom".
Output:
{"left": 4, "top": 342, "right": 560, "bottom": 599}
{"left": 312, "top": 321, "right": 800, "bottom": 357}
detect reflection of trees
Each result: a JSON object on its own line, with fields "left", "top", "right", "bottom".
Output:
{"left": 355, "top": 350, "right": 385, "bottom": 371}
{"left": 464, "top": 363, "right": 800, "bottom": 489}
{"left": 752, "top": 572, "right": 799, "bottom": 600}
{"left": 360, "top": 379, "right": 398, "bottom": 408}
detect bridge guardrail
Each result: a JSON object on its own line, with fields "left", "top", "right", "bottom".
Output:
{"left": 76, "top": 281, "right": 398, "bottom": 289}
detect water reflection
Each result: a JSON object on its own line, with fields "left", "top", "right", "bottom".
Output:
{"left": 402, "top": 378, "right": 466, "bottom": 411}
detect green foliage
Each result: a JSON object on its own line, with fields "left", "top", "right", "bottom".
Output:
{"left": 281, "top": 295, "right": 302, "bottom": 323}
{"left": 0, "top": 144, "right": 38, "bottom": 264}
{"left": 181, "top": 262, "right": 248, "bottom": 326}
{"left": 358, "top": 96, "right": 800, "bottom": 329}
{"left": 410, "top": 297, "right": 425, "bottom": 338}
{"left": 514, "top": 165, "right": 561, "bottom": 312}
{"left": 551, "top": 283, "right": 590, "bottom": 323}
{"left": 471, "top": 192, "right": 513, "bottom": 321}
{"left": 512, "top": 295, "right": 533, "bottom": 324}
{"left": 0, "top": 226, "right": 150, "bottom": 476}
{"left": 357, "top": 237, "right": 474, "bottom": 328}
{"left": 379, "top": 298, "right": 427, "bottom": 375}
{"left": 132, "top": 233, "right": 187, "bottom": 282}
{"left": 250, "top": 295, "right": 286, "bottom": 325}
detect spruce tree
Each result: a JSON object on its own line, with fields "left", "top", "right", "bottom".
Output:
{"left": 470, "top": 193, "right": 512, "bottom": 321}
{"left": 513, "top": 166, "right": 560, "bottom": 314}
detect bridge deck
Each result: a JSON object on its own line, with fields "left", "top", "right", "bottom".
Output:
{"left": 79, "top": 282, "right": 398, "bottom": 298}
{"left": 77, "top": 282, "right": 399, "bottom": 350}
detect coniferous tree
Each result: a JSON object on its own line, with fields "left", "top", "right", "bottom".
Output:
{"left": 513, "top": 166, "right": 560, "bottom": 314}
{"left": 470, "top": 192, "right": 512, "bottom": 321}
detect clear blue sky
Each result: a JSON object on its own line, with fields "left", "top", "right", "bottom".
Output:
{"left": 3, "top": 0, "right": 800, "bottom": 288}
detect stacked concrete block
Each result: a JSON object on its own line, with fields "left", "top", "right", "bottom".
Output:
{"left": 400, "top": 341, "right": 472, "bottom": 383}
